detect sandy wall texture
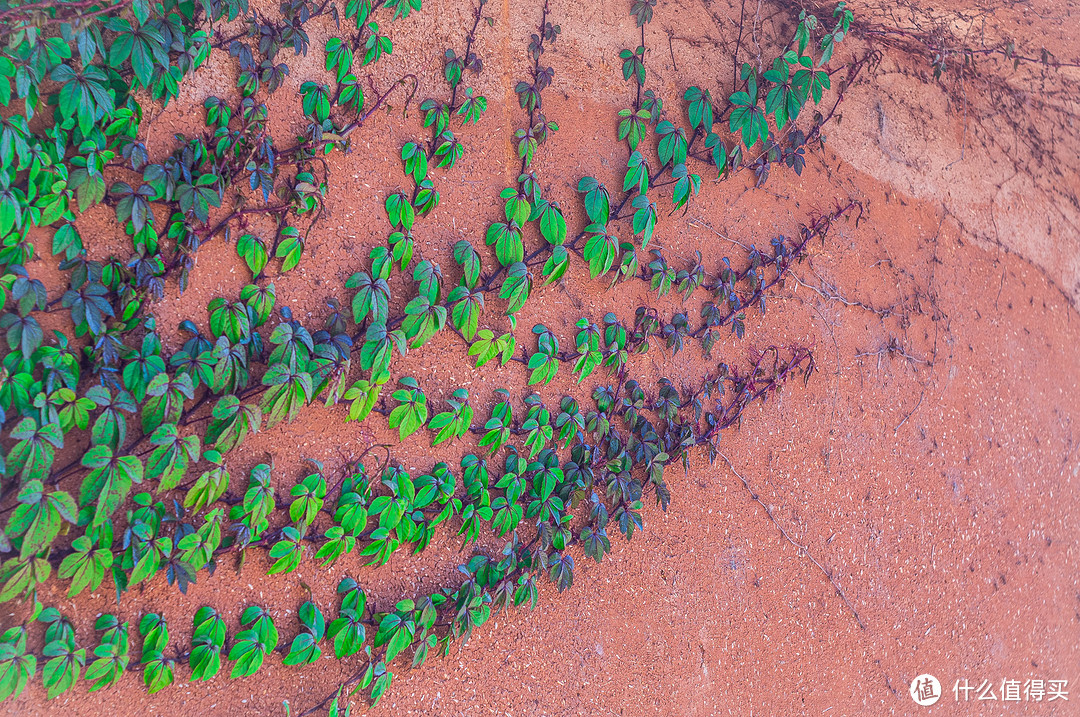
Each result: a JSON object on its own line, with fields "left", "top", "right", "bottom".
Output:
{"left": 4, "top": 0, "right": 1079, "bottom": 715}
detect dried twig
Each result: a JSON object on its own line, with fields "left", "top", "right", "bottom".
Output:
{"left": 717, "top": 452, "right": 867, "bottom": 630}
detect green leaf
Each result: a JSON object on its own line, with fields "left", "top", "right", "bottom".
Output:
{"left": 227, "top": 629, "right": 267, "bottom": 678}
{"left": 42, "top": 640, "right": 84, "bottom": 699}
{"left": 549, "top": 553, "right": 574, "bottom": 591}
{"left": 401, "top": 295, "right": 446, "bottom": 348}
{"left": 143, "top": 373, "right": 195, "bottom": 433}
{"left": 434, "top": 130, "right": 463, "bottom": 168}
{"left": 728, "top": 71, "right": 769, "bottom": 147}
{"left": 343, "top": 378, "right": 382, "bottom": 422}
{"left": 501, "top": 187, "right": 531, "bottom": 226}
{"left": 5, "top": 417, "right": 63, "bottom": 482}
{"left": 0, "top": 630, "right": 36, "bottom": 701}
{"left": 388, "top": 230, "right": 414, "bottom": 270}
{"left": 534, "top": 199, "right": 566, "bottom": 245}
{"left": 480, "top": 395, "right": 512, "bottom": 454}
{"left": 583, "top": 225, "right": 619, "bottom": 278}
{"left": 704, "top": 132, "right": 728, "bottom": 176}
{"left": 324, "top": 38, "right": 354, "bottom": 82}
{"left": 413, "top": 259, "right": 443, "bottom": 303}
{"left": 85, "top": 627, "right": 128, "bottom": 692}
{"left": 359, "top": 322, "right": 405, "bottom": 383}
{"left": 189, "top": 608, "right": 226, "bottom": 681}
{"left": 370, "top": 668, "right": 393, "bottom": 706}
{"left": 453, "top": 240, "right": 481, "bottom": 288}
{"left": 577, "top": 177, "right": 610, "bottom": 224}
{"left": 183, "top": 454, "right": 229, "bottom": 512}
{"left": 205, "top": 395, "right": 261, "bottom": 453}
{"left": 5, "top": 481, "right": 76, "bottom": 559}
{"left": 499, "top": 263, "right": 531, "bottom": 314}
{"left": 656, "top": 120, "right": 688, "bottom": 166}
{"left": 52, "top": 224, "right": 84, "bottom": 260}
{"left": 624, "top": 151, "right": 650, "bottom": 194}
{"left": 388, "top": 378, "right": 427, "bottom": 440}
{"left": 141, "top": 649, "right": 174, "bottom": 694}
{"left": 327, "top": 609, "right": 365, "bottom": 658}
{"left": 260, "top": 364, "right": 313, "bottom": 429}
{"left": 573, "top": 322, "right": 603, "bottom": 382}
{"left": 374, "top": 607, "right": 414, "bottom": 662}
{"left": 51, "top": 64, "right": 114, "bottom": 136}
{"left": 619, "top": 46, "right": 645, "bottom": 86}
{"left": 684, "top": 85, "right": 714, "bottom": 130}
{"left": 242, "top": 283, "right": 276, "bottom": 326}
{"left": 283, "top": 601, "right": 325, "bottom": 666}
{"left": 670, "top": 163, "right": 701, "bottom": 209}
{"left": 542, "top": 246, "right": 569, "bottom": 285}
{"left": 275, "top": 227, "right": 305, "bottom": 272}
{"left": 401, "top": 142, "right": 427, "bottom": 183}
{"left": 237, "top": 234, "right": 269, "bottom": 277}
{"left": 527, "top": 326, "right": 560, "bottom": 385}
{"left": 239, "top": 606, "right": 278, "bottom": 651}
{"left": 485, "top": 221, "right": 523, "bottom": 267}
{"left": 289, "top": 473, "right": 327, "bottom": 526}
{"left": 79, "top": 446, "right": 142, "bottom": 527}
{"left": 300, "top": 81, "right": 331, "bottom": 122}
{"left": 384, "top": 0, "right": 421, "bottom": 20}
{"left": 385, "top": 192, "right": 414, "bottom": 229}
{"left": 617, "top": 107, "right": 649, "bottom": 150}
{"left": 457, "top": 87, "right": 486, "bottom": 124}
{"left": 346, "top": 270, "right": 391, "bottom": 325}
{"left": 58, "top": 535, "right": 112, "bottom": 598}
{"left": 268, "top": 526, "right": 305, "bottom": 574}
{"left": 468, "top": 330, "right": 498, "bottom": 368}
{"left": 448, "top": 285, "right": 484, "bottom": 341}
{"left": 0, "top": 555, "right": 50, "bottom": 602}
{"left": 428, "top": 388, "right": 472, "bottom": 446}
{"left": 146, "top": 423, "right": 200, "bottom": 492}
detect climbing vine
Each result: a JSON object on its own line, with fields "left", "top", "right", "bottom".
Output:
{"left": 0, "top": 0, "right": 859, "bottom": 711}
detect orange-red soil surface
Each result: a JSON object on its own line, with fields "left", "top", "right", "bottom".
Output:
{"left": 5, "top": 0, "right": 1079, "bottom": 715}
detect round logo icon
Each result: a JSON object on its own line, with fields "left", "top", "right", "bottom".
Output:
{"left": 910, "top": 674, "right": 942, "bottom": 706}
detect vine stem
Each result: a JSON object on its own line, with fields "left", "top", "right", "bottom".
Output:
{"left": 448, "top": 2, "right": 487, "bottom": 113}
{"left": 0, "top": 0, "right": 132, "bottom": 23}
{"left": 685, "top": 199, "right": 860, "bottom": 340}
{"left": 733, "top": 0, "right": 748, "bottom": 91}
{"left": 518, "top": 0, "right": 549, "bottom": 176}
{"left": 716, "top": 451, "right": 867, "bottom": 629}
{"left": 295, "top": 337, "right": 816, "bottom": 715}
{"left": 405, "top": 1, "right": 486, "bottom": 206}
{"left": 476, "top": 17, "right": 867, "bottom": 294}
{"left": 32, "top": 182, "right": 857, "bottom": 499}
{"left": 635, "top": 23, "right": 644, "bottom": 110}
